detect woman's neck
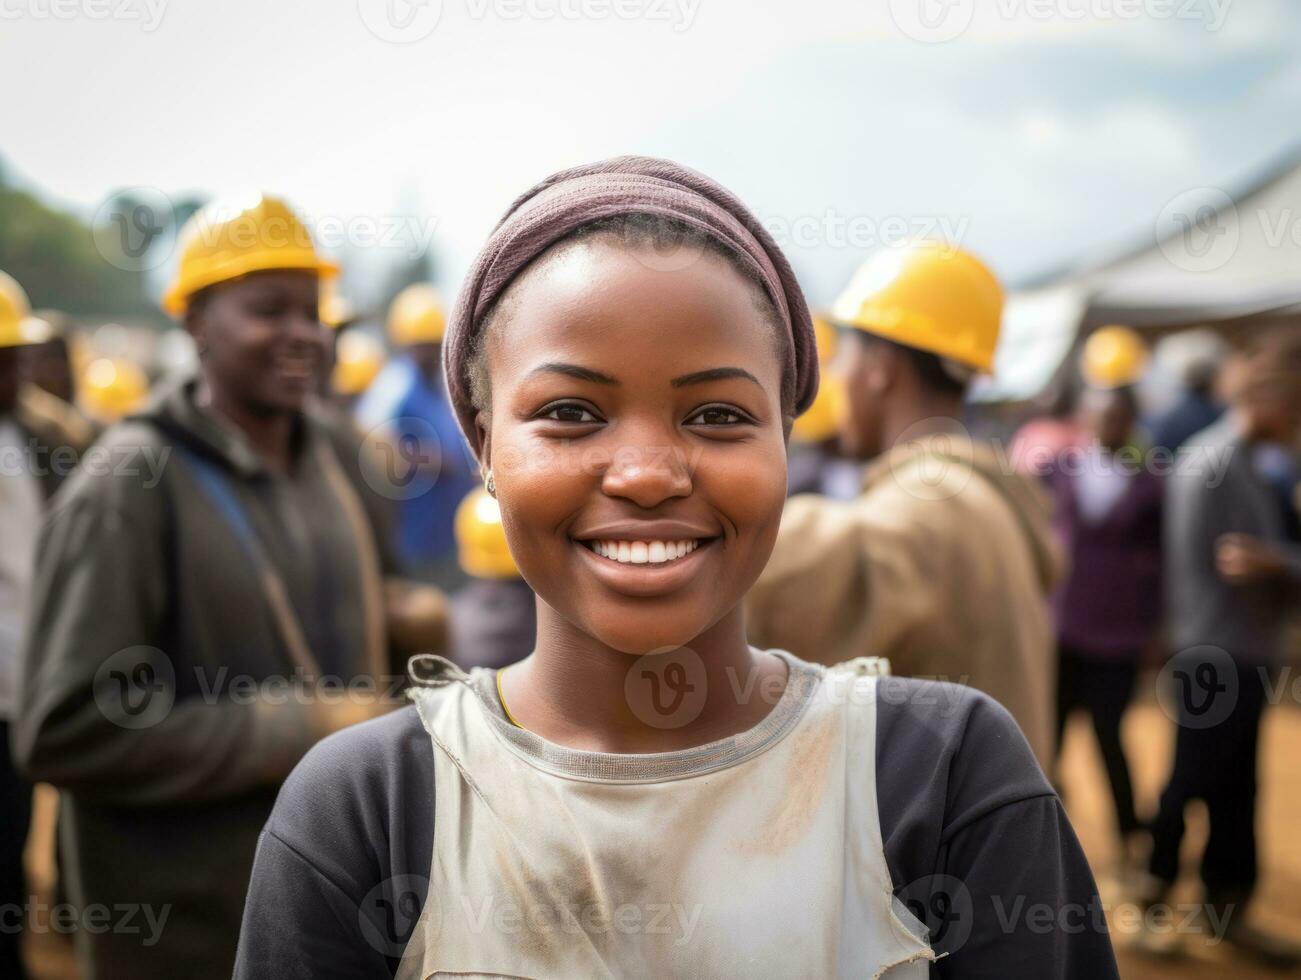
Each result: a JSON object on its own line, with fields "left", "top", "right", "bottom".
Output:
{"left": 500, "top": 603, "right": 788, "bottom": 754}
{"left": 197, "top": 380, "right": 296, "bottom": 473}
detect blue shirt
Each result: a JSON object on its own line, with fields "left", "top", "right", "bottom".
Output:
{"left": 354, "top": 357, "right": 478, "bottom": 570}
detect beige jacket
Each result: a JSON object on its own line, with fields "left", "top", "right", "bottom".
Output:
{"left": 748, "top": 431, "right": 1063, "bottom": 769}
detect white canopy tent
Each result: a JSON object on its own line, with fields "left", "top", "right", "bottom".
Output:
{"left": 974, "top": 145, "right": 1301, "bottom": 403}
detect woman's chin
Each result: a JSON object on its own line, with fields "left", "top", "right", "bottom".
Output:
{"left": 585, "top": 616, "right": 708, "bottom": 659}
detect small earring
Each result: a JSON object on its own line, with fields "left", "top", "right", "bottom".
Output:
{"left": 485, "top": 472, "right": 495, "bottom": 495}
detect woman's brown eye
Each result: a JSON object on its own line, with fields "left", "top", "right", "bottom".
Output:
{"left": 545, "top": 404, "right": 598, "bottom": 423}
{"left": 690, "top": 406, "right": 744, "bottom": 426}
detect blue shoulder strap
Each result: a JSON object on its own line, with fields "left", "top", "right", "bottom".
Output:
{"left": 173, "top": 444, "right": 262, "bottom": 559}
{"left": 172, "top": 444, "right": 320, "bottom": 674}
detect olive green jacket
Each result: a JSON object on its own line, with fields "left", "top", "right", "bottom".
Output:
{"left": 748, "top": 431, "right": 1064, "bottom": 769}
{"left": 12, "top": 379, "right": 391, "bottom": 979}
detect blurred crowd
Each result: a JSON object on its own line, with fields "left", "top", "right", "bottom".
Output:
{"left": 1, "top": 193, "right": 1299, "bottom": 978}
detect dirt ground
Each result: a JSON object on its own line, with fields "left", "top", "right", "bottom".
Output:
{"left": 1062, "top": 684, "right": 1301, "bottom": 978}
{"left": 22, "top": 686, "right": 1301, "bottom": 978}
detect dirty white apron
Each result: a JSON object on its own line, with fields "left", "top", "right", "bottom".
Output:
{"left": 397, "top": 652, "right": 934, "bottom": 980}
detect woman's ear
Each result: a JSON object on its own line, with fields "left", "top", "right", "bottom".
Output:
{"left": 475, "top": 410, "right": 493, "bottom": 483}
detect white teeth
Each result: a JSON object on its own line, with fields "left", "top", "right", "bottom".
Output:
{"left": 588, "top": 538, "right": 703, "bottom": 565}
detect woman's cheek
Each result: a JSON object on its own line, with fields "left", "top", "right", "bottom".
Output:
{"left": 493, "top": 432, "right": 594, "bottom": 564}
{"left": 700, "top": 437, "right": 788, "bottom": 569}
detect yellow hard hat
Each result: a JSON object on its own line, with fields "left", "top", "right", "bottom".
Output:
{"left": 455, "top": 488, "right": 519, "bottom": 579}
{"left": 387, "top": 284, "right": 446, "bottom": 347}
{"left": 331, "top": 331, "right": 385, "bottom": 396}
{"left": 81, "top": 357, "right": 148, "bottom": 423}
{"left": 0, "top": 271, "right": 48, "bottom": 349}
{"left": 791, "top": 374, "right": 845, "bottom": 444}
{"left": 1081, "top": 325, "right": 1148, "bottom": 389}
{"left": 162, "top": 194, "right": 338, "bottom": 316}
{"left": 319, "top": 281, "right": 356, "bottom": 330}
{"left": 831, "top": 242, "right": 1004, "bottom": 373}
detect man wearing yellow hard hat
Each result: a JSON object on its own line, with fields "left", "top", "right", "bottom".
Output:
{"left": 0, "top": 270, "right": 92, "bottom": 979}
{"left": 21, "top": 308, "right": 78, "bottom": 407}
{"left": 355, "top": 282, "right": 479, "bottom": 587}
{"left": 747, "top": 241, "right": 1062, "bottom": 769}
{"left": 10, "top": 196, "right": 404, "bottom": 980}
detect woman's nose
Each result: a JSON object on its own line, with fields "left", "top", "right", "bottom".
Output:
{"left": 600, "top": 440, "right": 694, "bottom": 509}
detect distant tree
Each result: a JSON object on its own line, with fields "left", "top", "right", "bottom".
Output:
{"left": 0, "top": 166, "right": 160, "bottom": 322}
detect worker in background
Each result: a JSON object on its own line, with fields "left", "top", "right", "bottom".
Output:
{"left": 79, "top": 356, "right": 149, "bottom": 426}
{"left": 1149, "top": 327, "right": 1228, "bottom": 454}
{"left": 355, "top": 284, "right": 479, "bottom": 588}
{"left": 747, "top": 242, "right": 1062, "bottom": 769}
{"left": 786, "top": 315, "right": 857, "bottom": 499}
{"left": 0, "top": 272, "right": 92, "bottom": 979}
{"left": 1010, "top": 380, "right": 1080, "bottom": 475}
{"left": 12, "top": 196, "right": 399, "bottom": 980}
{"left": 448, "top": 488, "right": 536, "bottom": 670}
{"left": 1045, "top": 326, "right": 1162, "bottom": 874}
{"left": 20, "top": 309, "right": 78, "bottom": 405}
{"left": 316, "top": 279, "right": 362, "bottom": 402}
{"left": 1135, "top": 327, "right": 1301, "bottom": 967}
{"left": 330, "top": 329, "right": 385, "bottom": 414}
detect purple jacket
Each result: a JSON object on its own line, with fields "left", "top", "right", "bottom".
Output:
{"left": 1045, "top": 456, "right": 1164, "bottom": 658}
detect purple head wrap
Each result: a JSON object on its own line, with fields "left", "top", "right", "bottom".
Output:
{"left": 443, "top": 156, "right": 818, "bottom": 457}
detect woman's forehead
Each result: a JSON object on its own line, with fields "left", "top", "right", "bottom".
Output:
{"left": 489, "top": 240, "right": 780, "bottom": 378}
{"left": 491, "top": 319, "right": 782, "bottom": 396}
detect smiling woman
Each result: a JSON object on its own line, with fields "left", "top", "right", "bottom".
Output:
{"left": 234, "top": 158, "right": 1119, "bottom": 980}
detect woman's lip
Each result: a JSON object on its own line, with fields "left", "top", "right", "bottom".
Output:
{"left": 574, "top": 537, "right": 714, "bottom": 597}
{"left": 571, "top": 521, "right": 718, "bottom": 541}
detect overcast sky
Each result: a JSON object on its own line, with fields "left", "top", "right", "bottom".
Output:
{"left": 3, "top": 0, "right": 1299, "bottom": 305}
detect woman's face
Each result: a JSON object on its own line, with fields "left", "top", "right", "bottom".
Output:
{"left": 482, "top": 238, "right": 788, "bottom": 656}
{"left": 188, "top": 269, "right": 326, "bottom": 415}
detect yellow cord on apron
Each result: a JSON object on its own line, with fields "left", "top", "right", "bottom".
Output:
{"left": 497, "top": 668, "right": 525, "bottom": 729}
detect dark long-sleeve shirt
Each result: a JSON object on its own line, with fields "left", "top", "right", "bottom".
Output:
{"left": 234, "top": 677, "right": 1118, "bottom": 979}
